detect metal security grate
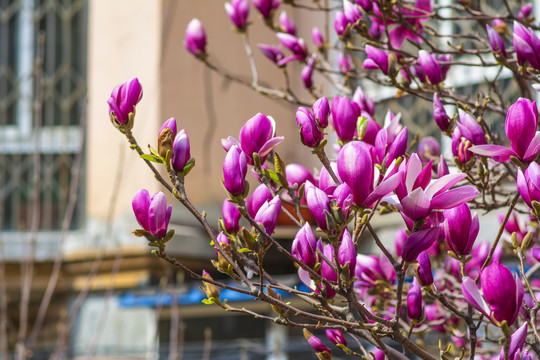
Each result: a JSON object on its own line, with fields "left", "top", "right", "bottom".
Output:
{"left": 0, "top": 0, "right": 87, "bottom": 231}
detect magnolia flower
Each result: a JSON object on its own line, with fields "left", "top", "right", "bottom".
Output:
{"left": 363, "top": 45, "right": 390, "bottom": 75}
{"left": 470, "top": 98, "right": 540, "bottom": 162}
{"left": 462, "top": 262, "right": 524, "bottom": 326}
{"left": 132, "top": 189, "right": 172, "bottom": 238}
{"left": 390, "top": 153, "right": 479, "bottom": 222}
{"left": 338, "top": 141, "right": 404, "bottom": 208}
{"left": 517, "top": 161, "right": 540, "bottom": 208}
{"left": 513, "top": 21, "right": 540, "bottom": 69}
{"left": 326, "top": 329, "right": 347, "bottom": 347}
{"left": 239, "top": 113, "right": 284, "bottom": 164}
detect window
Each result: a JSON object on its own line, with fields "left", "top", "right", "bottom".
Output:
{"left": 0, "top": 0, "right": 87, "bottom": 231}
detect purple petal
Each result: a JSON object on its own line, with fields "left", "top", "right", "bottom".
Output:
{"left": 425, "top": 173, "right": 466, "bottom": 199}
{"left": 401, "top": 188, "right": 431, "bottom": 221}
{"left": 523, "top": 131, "right": 540, "bottom": 161}
{"left": 402, "top": 227, "right": 440, "bottom": 262}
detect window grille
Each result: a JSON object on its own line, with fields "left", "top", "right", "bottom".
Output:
{"left": 0, "top": 0, "right": 87, "bottom": 231}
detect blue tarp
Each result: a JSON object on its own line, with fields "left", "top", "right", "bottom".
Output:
{"left": 118, "top": 282, "right": 311, "bottom": 308}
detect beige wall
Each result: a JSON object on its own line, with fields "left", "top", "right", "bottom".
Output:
{"left": 87, "top": 0, "right": 162, "bottom": 221}
{"left": 87, "top": 0, "right": 324, "bottom": 222}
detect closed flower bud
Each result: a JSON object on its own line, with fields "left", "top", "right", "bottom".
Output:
{"left": 433, "top": 94, "right": 450, "bottom": 132}
{"left": 286, "top": 164, "right": 315, "bottom": 193}
{"left": 291, "top": 223, "right": 318, "bottom": 267}
{"left": 486, "top": 24, "right": 507, "bottom": 58}
{"left": 158, "top": 118, "right": 177, "bottom": 158}
{"left": 407, "top": 278, "right": 423, "bottom": 320}
{"left": 278, "top": 11, "right": 296, "bottom": 35}
{"left": 253, "top": 0, "right": 280, "bottom": 19}
{"left": 296, "top": 106, "right": 323, "bottom": 147}
{"left": 225, "top": 0, "right": 250, "bottom": 30}
{"left": 416, "top": 251, "right": 433, "bottom": 286}
{"left": 462, "top": 262, "right": 524, "bottom": 326}
{"left": 107, "top": 77, "right": 143, "bottom": 128}
{"left": 185, "top": 18, "right": 207, "bottom": 58}
{"left": 326, "top": 329, "right": 347, "bottom": 347}
{"left": 223, "top": 145, "right": 248, "bottom": 196}
{"left": 499, "top": 322, "right": 528, "bottom": 360}
{"left": 312, "top": 27, "right": 324, "bottom": 49}
{"left": 171, "top": 129, "right": 191, "bottom": 172}
{"left": 301, "top": 56, "right": 315, "bottom": 89}
{"left": 258, "top": 44, "right": 284, "bottom": 65}
{"left": 312, "top": 97, "right": 330, "bottom": 128}
{"left": 443, "top": 203, "right": 479, "bottom": 256}
{"left": 276, "top": 33, "right": 307, "bottom": 59}
{"left": 202, "top": 270, "right": 220, "bottom": 299}
{"left": 343, "top": 0, "right": 361, "bottom": 23}
{"left": 239, "top": 113, "right": 284, "bottom": 164}
{"left": 418, "top": 50, "right": 443, "bottom": 84}
{"left": 132, "top": 189, "right": 172, "bottom": 238}
{"left": 338, "top": 53, "right": 353, "bottom": 74}
{"left": 304, "top": 329, "right": 332, "bottom": 356}
{"left": 247, "top": 184, "right": 273, "bottom": 218}
{"left": 506, "top": 98, "right": 540, "bottom": 161}
{"left": 222, "top": 199, "right": 241, "bottom": 233}
{"left": 331, "top": 96, "right": 360, "bottom": 142}
{"left": 254, "top": 195, "right": 281, "bottom": 235}
{"left": 304, "top": 180, "right": 332, "bottom": 231}
{"left": 338, "top": 229, "right": 356, "bottom": 278}
{"left": 334, "top": 11, "right": 349, "bottom": 37}
{"left": 363, "top": 45, "right": 389, "bottom": 75}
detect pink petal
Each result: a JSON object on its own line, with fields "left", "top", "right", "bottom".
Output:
{"left": 523, "top": 131, "right": 540, "bottom": 161}
{"left": 430, "top": 185, "right": 479, "bottom": 210}
{"left": 469, "top": 144, "right": 516, "bottom": 162}
{"left": 462, "top": 276, "right": 490, "bottom": 317}
{"left": 258, "top": 136, "right": 285, "bottom": 158}
{"left": 425, "top": 173, "right": 466, "bottom": 199}
{"left": 401, "top": 188, "right": 431, "bottom": 220}
{"left": 364, "top": 170, "right": 403, "bottom": 207}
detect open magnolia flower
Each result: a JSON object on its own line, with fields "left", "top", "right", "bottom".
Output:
{"left": 470, "top": 98, "right": 540, "bottom": 162}
{"left": 462, "top": 262, "right": 524, "bottom": 326}
{"left": 387, "top": 153, "right": 479, "bottom": 222}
